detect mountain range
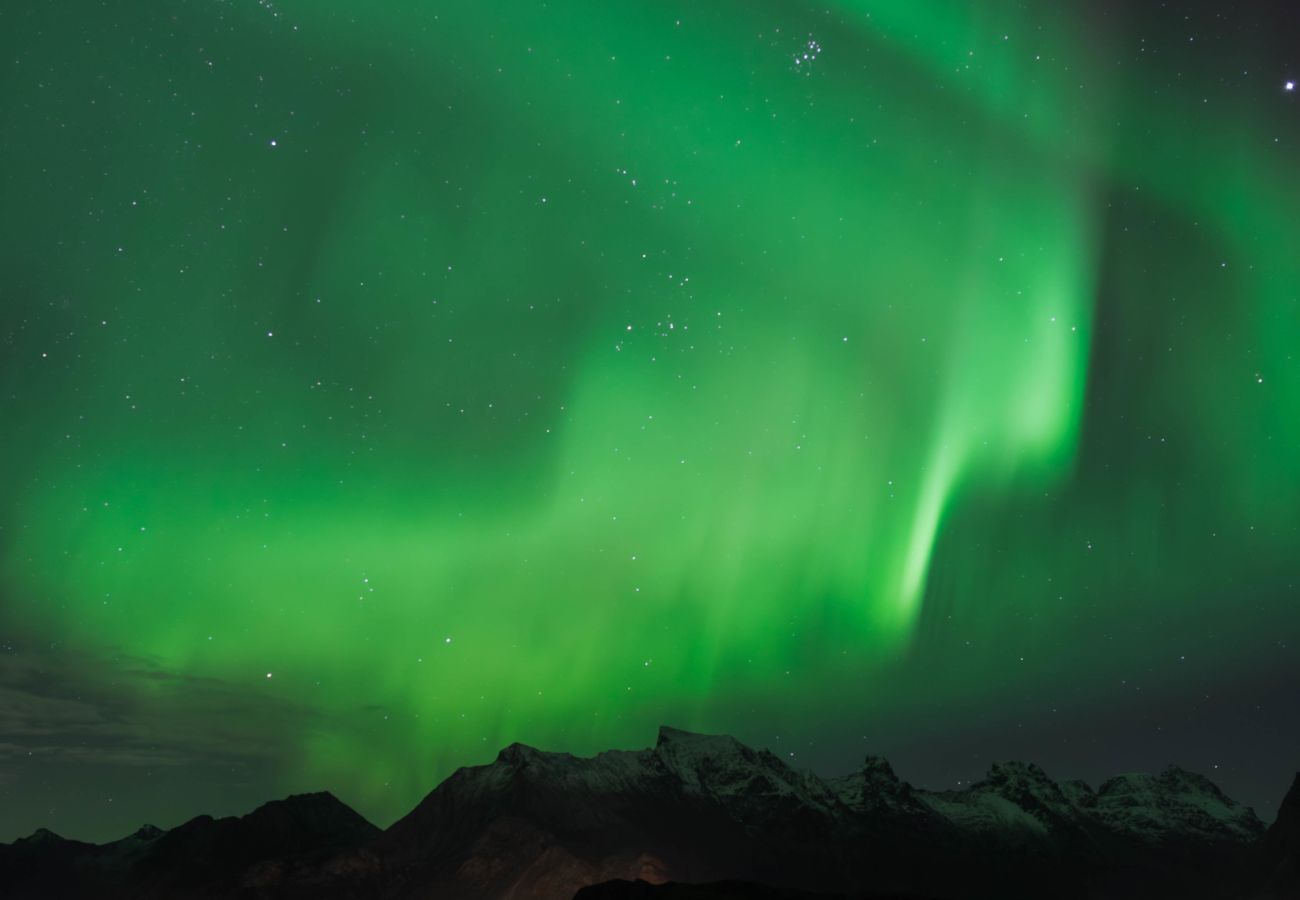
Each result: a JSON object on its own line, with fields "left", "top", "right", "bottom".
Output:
{"left": 2, "top": 726, "right": 1296, "bottom": 899}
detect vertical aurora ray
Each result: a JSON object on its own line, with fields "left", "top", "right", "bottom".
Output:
{"left": 1, "top": 0, "right": 1296, "bottom": 837}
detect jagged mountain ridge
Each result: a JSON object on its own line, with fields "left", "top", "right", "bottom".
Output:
{"left": 0, "top": 725, "right": 1290, "bottom": 900}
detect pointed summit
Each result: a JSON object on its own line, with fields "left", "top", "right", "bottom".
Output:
{"left": 653, "top": 725, "right": 761, "bottom": 791}
{"left": 827, "top": 753, "right": 936, "bottom": 825}
{"left": 496, "top": 741, "right": 546, "bottom": 764}
{"left": 238, "top": 790, "right": 379, "bottom": 848}
{"left": 18, "top": 828, "right": 64, "bottom": 845}
{"left": 859, "top": 754, "right": 901, "bottom": 785}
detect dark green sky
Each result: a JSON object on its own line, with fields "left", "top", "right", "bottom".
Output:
{"left": 1, "top": 0, "right": 1297, "bottom": 842}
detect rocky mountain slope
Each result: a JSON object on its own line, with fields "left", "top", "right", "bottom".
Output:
{"left": 0, "top": 726, "right": 1289, "bottom": 899}
{"left": 1259, "top": 773, "right": 1300, "bottom": 898}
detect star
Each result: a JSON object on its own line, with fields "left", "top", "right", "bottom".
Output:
{"left": 1287, "top": 81, "right": 1296, "bottom": 92}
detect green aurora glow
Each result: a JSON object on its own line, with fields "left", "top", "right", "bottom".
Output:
{"left": 1, "top": 0, "right": 1297, "bottom": 838}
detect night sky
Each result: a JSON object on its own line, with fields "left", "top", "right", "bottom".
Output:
{"left": 2, "top": 1, "right": 1298, "bottom": 843}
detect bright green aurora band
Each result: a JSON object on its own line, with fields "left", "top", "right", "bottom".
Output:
{"left": 1, "top": 1, "right": 1297, "bottom": 837}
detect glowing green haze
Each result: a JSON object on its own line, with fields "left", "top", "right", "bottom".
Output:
{"left": 2, "top": 0, "right": 1297, "bottom": 838}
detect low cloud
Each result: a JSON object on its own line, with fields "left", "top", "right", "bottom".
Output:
{"left": 0, "top": 646, "right": 318, "bottom": 782}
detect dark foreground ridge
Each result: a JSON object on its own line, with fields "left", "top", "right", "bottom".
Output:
{"left": 2, "top": 726, "right": 1296, "bottom": 899}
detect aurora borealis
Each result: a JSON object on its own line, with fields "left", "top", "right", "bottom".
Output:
{"left": 2, "top": 0, "right": 1298, "bottom": 842}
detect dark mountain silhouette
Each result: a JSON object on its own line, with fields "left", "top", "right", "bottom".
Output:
{"left": 0, "top": 791, "right": 377, "bottom": 899}
{"left": 0, "top": 726, "right": 1292, "bottom": 899}
{"left": 1259, "top": 773, "right": 1300, "bottom": 898}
